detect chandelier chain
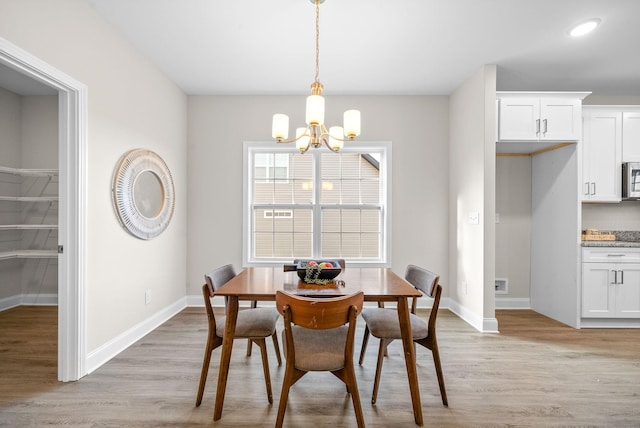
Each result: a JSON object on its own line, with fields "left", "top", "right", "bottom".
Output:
{"left": 314, "top": 0, "right": 320, "bottom": 83}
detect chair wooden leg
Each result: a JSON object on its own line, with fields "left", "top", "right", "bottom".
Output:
{"left": 272, "top": 332, "right": 282, "bottom": 366}
{"left": 346, "top": 365, "right": 365, "bottom": 428}
{"left": 431, "top": 341, "right": 448, "bottom": 406}
{"left": 245, "top": 301, "right": 259, "bottom": 357}
{"left": 276, "top": 367, "right": 296, "bottom": 428}
{"left": 195, "top": 333, "right": 219, "bottom": 406}
{"left": 358, "top": 325, "right": 370, "bottom": 365}
{"left": 371, "top": 339, "right": 388, "bottom": 405}
{"left": 254, "top": 339, "right": 273, "bottom": 404}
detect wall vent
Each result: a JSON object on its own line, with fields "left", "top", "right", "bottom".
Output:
{"left": 495, "top": 278, "right": 508, "bottom": 294}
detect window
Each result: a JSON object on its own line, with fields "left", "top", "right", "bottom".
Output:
{"left": 243, "top": 141, "right": 391, "bottom": 266}
{"left": 254, "top": 153, "right": 289, "bottom": 181}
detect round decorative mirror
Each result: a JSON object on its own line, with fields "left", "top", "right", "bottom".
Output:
{"left": 112, "top": 149, "right": 175, "bottom": 240}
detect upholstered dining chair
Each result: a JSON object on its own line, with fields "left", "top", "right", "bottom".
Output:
{"left": 275, "top": 290, "right": 365, "bottom": 428}
{"left": 195, "top": 264, "right": 282, "bottom": 407}
{"left": 358, "top": 264, "right": 448, "bottom": 406}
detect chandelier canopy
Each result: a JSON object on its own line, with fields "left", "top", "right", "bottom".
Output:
{"left": 271, "top": 0, "right": 361, "bottom": 153}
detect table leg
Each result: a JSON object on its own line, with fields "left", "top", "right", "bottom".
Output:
{"left": 213, "top": 295, "right": 239, "bottom": 421}
{"left": 397, "top": 297, "right": 423, "bottom": 426}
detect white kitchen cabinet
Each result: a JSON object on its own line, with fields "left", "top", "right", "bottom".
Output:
{"left": 582, "top": 248, "right": 640, "bottom": 319}
{"left": 622, "top": 110, "right": 640, "bottom": 162}
{"left": 581, "top": 108, "right": 622, "bottom": 202}
{"left": 0, "top": 166, "right": 58, "bottom": 261}
{"left": 497, "top": 93, "right": 584, "bottom": 142}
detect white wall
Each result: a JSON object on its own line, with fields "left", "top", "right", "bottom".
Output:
{"left": 0, "top": 87, "right": 21, "bottom": 300}
{"left": 187, "top": 95, "right": 450, "bottom": 296}
{"left": 0, "top": 0, "right": 188, "bottom": 355}
{"left": 582, "top": 202, "right": 640, "bottom": 230}
{"left": 495, "top": 156, "right": 531, "bottom": 299}
{"left": 448, "top": 65, "right": 497, "bottom": 332}
{"left": 584, "top": 96, "right": 640, "bottom": 105}
{"left": 0, "top": 87, "right": 20, "bottom": 166}
{"left": 20, "top": 96, "right": 58, "bottom": 298}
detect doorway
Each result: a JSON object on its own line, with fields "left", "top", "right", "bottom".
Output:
{"left": 0, "top": 37, "right": 87, "bottom": 381}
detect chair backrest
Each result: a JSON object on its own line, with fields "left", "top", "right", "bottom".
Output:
{"left": 204, "top": 264, "right": 236, "bottom": 296}
{"left": 405, "top": 264, "right": 439, "bottom": 298}
{"left": 275, "top": 291, "right": 363, "bottom": 330}
{"left": 405, "top": 265, "right": 442, "bottom": 318}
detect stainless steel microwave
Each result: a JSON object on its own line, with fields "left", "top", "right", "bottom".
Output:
{"left": 622, "top": 162, "right": 640, "bottom": 200}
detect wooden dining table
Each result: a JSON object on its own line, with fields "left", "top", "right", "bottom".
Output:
{"left": 211, "top": 266, "right": 425, "bottom": 426}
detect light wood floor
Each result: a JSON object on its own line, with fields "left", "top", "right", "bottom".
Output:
{"left": 1, "top": 306, "right": 640, "bottom": 427}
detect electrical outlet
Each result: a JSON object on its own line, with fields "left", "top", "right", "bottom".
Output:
{"left": 145, "top": 289, "right": 151, "bottom": 305}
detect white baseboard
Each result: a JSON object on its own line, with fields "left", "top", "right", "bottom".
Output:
{"left": 446, "top": 298, "right": 499, "bottom": 333}
{"left": 0, "top": 295, "right": 21, "bottom": 311}
{"left": 0, "top": 293, "right": 58, "bottom": 311}
{"left": 85, "top": 297, "right": 187, "bottom": 375}
{"left": 495, "top": 297, "right": 531, "bottom": 309}
{"left": 580, "top": 318, "right": 640, "bottom": 328}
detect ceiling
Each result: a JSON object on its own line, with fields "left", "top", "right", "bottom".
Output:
{"left": 3, "top": 1, "right": 640, "bottom": 97}
{"left": 87, "top": 0, "right": 640, "bottom": 97}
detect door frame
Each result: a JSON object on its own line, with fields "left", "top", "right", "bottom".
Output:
{"left": 0, "top": 37, "right": 87, "bottom": 381}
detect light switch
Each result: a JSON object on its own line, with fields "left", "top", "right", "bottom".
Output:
{"left": 468, "top": 211, "right": 480, "bottom": 225}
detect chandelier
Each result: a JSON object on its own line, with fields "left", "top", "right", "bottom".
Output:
{"left": 271, "top": 0, "right": 361, "bottom": 153}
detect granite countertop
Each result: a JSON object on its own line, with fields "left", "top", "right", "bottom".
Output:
{"left": 582, "top": 241, "right": 640, "bottom": 247}
{"left": 582, "top": 230, "right": 640, "bottom": 247}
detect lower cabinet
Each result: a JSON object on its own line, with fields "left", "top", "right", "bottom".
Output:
{"left": 582, "top": 248, "right": 640, "bottom": 318}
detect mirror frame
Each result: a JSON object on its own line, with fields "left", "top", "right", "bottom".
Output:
{"left": 111, "top": 149, "right": 175, "bottom": 240}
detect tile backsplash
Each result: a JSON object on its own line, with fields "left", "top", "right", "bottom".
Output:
{"left": 582, "top": 201, "right": 640, "bottom": 231}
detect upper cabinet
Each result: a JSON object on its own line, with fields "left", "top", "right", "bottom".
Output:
{"left": 622, "top": 110, "right": 640, "bottom": 162}
{"left": 496, "top": 92, "right": 590, "bottom": 155}
{"left": 582, "top": 108, "right": 622, "bottom": 203}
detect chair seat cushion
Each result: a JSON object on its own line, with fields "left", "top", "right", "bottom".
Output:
{"left": 361, "top": 307, "right": 428, "bottom": 340}
{"left": 284, "top": 325, "right": 348, "bottom": 372}
{"left": 216, "top": 307, "right": 279, "bottom": 338}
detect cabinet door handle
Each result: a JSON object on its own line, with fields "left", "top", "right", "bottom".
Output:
{"left": 584, "top": 182, "right": 590, "bottom": 196}
{"left": 619, "top": 270, "right": 624, "bottom": 285}
{"left": 591, "top": 182, "right": 596, "bottom": 195}
{"left": 536, "top": 118, "right": 540, "bottom": 135}
{"left": 543, "top": 118, "right": 548, "bottom": 134}
{"left": 612, "top": 270, "right": 618, "bottom": 284}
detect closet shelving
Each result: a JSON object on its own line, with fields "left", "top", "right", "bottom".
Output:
{"left": 0, "top": 165, "right": 58, "bottom": 261}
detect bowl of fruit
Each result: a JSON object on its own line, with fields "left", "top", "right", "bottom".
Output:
{"left": 296, "top": 259, "right": 342, "bottom": 284}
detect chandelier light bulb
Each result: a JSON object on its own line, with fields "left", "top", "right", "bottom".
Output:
{"left": 272, "top": 114, "right": 289, "bottom": 140}
{"left": 296, "top": 127, "right": 310, "bottom": 151}
{"left": 343, "top": 110, "right": 361, "bottom": 138}
{"left": 329, "top": 126, "right": 344, "bottom": 151}
{"left": 306, "top": 95, "right": 325, "bottom": 126}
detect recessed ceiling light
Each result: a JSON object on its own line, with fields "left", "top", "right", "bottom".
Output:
{"left": 569, "top": 18, "right": 601, "bottom": 37}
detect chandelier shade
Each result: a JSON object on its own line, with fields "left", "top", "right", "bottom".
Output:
{"left": 271, "top": 0, "right": 361, "bottom": 153}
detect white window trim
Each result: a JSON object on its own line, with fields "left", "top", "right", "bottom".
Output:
{"left": 243, "top": 141, "right": 392, "bottom": 268}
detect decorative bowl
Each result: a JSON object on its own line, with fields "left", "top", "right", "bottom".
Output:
{"left": 296, "top": 259, "right": 342, "bottom": 284}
